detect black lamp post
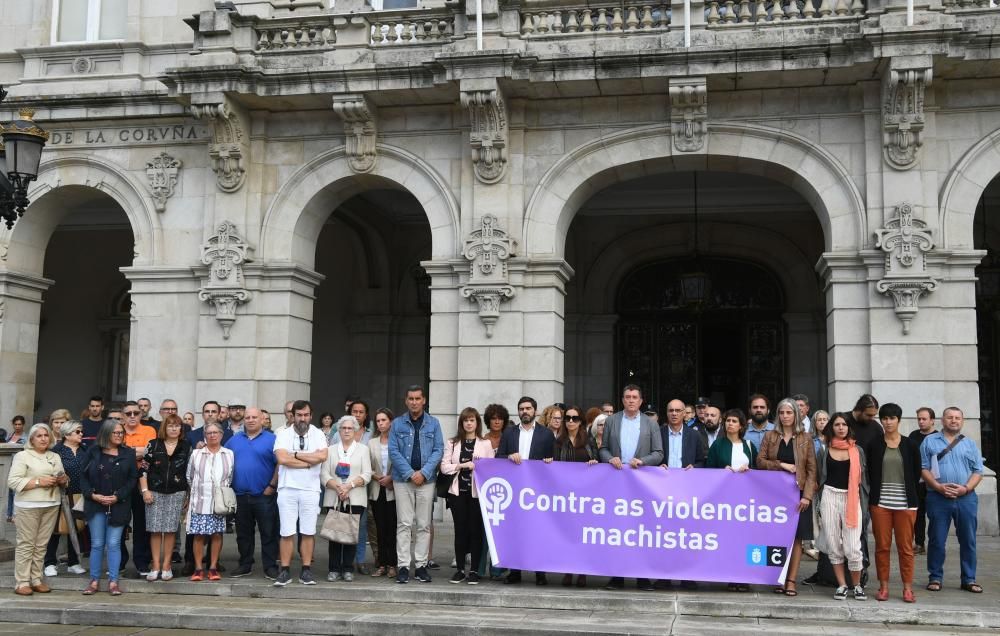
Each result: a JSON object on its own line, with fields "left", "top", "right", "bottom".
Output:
{"left": 0, "top": 85, "right": 49, "bottom": 229}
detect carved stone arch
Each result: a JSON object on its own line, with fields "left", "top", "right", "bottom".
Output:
{"left": 523, "top": 123, "right": 866, "bottom": 257}
{"left": 577, "top": 221, "right": 822, "bottom": 314}
{"left": 1, "top": 154, "right": 160, "bottom": 276}
{"left": 260, "top": 145, "right": 461, "bottom": 268}
{"left": 938, "top": 127, "right": 1000, "bottom": 249}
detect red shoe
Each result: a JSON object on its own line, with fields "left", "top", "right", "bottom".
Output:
{"left": 903, "top": 589, "right": 916, "bottom": 603}
{"left": 190, "top": 569, "right": 204, "bottom": 582}
{"left": 875, "top": 588, "right": 889, "bottom": 601}
{"left": 207, "top": 569, "right": 221, "bottom": 581}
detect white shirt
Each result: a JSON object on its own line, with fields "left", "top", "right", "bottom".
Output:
{"left": 274, "top": 425, "right": 328, "bottom": 492}
{"left": 731, "top": 442, "right": 750, "bottom": 471}
{"left": 518, "top": 423, "right": 536, "bottom": 459}
{"left": 802, "top": 416, "right": 811, "bottom": 433}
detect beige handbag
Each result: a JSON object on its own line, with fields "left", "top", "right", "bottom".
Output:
{"left": 320, "top": 501, "right": 359, "bottom": 545}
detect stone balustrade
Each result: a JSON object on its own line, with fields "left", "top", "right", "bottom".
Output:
{"left": 252, "top": 8, "right": 458, "bottom": 52}
{"left": 370, "top": 12, "right": 457, "bottom": 45}
{"left": 704, "top": 0, "right": 864, "bottom": 24}
{"left": 519, "top": 4, "right": 671, "bottom": 35}
{"left": 942, "top": 0, "right": 997, "bottom": 8}
{"left": 255, "top": 18, "right": 338, "bottom": 51}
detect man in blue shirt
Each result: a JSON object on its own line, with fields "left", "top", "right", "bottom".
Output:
{"left": 226, "top": 407, "right": 279, "bottom": 579}
{"left": 388, "top": 385, "right": 443, "bottom": 585}
{"left": 920, "top": 406, "right": 984, "bottom": 593}
{"left": 743, "top": 393, "right": 775, "bottom": 452}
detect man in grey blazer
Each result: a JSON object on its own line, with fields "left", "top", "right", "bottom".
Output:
{"left": 598, "top": 383, "right": 664, "bottom": 591}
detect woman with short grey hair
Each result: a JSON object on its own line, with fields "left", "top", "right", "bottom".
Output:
{"left": 321, "top": 415, "right": 372, "bottom": 582}
{"left": 7, "top": 423, "right": 68, "bottom": 595}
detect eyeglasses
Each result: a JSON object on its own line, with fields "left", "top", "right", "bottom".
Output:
{"left": 160, "top": 407, "right": 177, "bottom": 412}
{"left": 566, "top": 415, "right": 582, "bottom": 422}
{"left": 124, "top": 411, "right": 141, "bottom": 416}
{"left": 205, "top": 431, "right": 222, "bottom": 436}
{"left": 111, "top": 431, "right": 125, "bottom": 436}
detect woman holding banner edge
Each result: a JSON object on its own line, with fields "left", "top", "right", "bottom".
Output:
{"left": 757, "top": 397, "right": 816, "bottom": 597}
{"left": 706, "top": 408, "right": 758, "bottom": 592}
{"left": 553, "top": 404, "right": 599, "bottom": 587}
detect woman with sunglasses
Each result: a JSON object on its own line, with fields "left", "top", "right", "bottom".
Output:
{"left": 553, "top": 404, "right": 598, "bottom": 587}
{"left": 80, "top": 419, "right": 137, "bottom": 595}
{"left": 44, "top": 419, "right": 88, "bottom": 577}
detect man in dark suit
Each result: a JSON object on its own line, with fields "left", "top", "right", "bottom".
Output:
{"left": 659, "top": 397, "right": 707, "bottom": 589}
{"left": 599, "top": 384, "right": 664, "bottom": 591}
{"left": 496, "top": 395, "right": 555, "bottom": 585}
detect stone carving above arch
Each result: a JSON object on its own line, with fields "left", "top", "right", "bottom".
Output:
{"left": 460, "top": 79, "right": 508, "bottom": 185}
{"left": 332, "top": 95, "right": 378, "bottom": 174}
{"left": 523, "top": 122, "right": 866, "bottom": 258}
{"left": 882, "top": 62, "right": 932, "bottom": 171}
{"left": 145, "top": 152, "right": 181, "bottom": 212}
{"left": 874, "top": 203, "right": 937, "bottom": 335}
{"left": 938, "top": 125, "right": 1000, "bottom": 250}
{"left": 199, "top": 220, "right": 252, "bottom": 339}
{"left": 669, "top": 77, "right": 707, "bottom": 153}
{"left": 461, "top": 214, "right": 517, "bottom": 337}
{"left": 190, "top": 98, "right": 249, "bottom": 193}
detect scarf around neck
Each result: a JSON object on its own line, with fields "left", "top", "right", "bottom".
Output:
{"left": 830, "top": 437, "right": 861, "bottom": 528}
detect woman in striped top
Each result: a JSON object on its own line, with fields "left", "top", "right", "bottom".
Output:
{"left": 867, "top": 403, "right": 922, "bottom": 603}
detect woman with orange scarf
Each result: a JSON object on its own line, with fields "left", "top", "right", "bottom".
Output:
{"left": 815, "top": 412, "right": 870, "bottom": 601}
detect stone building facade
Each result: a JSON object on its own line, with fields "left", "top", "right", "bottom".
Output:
{"left": 0, "top": 0, "right": 998, "bottom": 524}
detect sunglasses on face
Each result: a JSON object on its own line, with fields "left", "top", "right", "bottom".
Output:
{"left": 124, "top": 411, "right": 141, "bottom": 416}
{"left": 566, "top": 415, "right": 582, "bottom": 422}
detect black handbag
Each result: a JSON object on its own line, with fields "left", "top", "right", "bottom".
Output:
{"left": 435, "top": 472, "right": 455, "bottom": 498}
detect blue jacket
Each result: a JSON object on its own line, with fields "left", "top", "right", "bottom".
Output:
{"left": 388, "top": 411, "right": 444, "bottom": 482}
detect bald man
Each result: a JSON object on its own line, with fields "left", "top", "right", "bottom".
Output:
{"left": 225, "top": 407, "right": 280, "bottom": 579}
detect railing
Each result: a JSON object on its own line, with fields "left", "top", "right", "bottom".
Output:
{"left": 370, "top": 15, "right": 456, "bottom": 45}
{"left": 256, "top": 20, "right": 337, "bottom": 50}
{"left": 942, "top": 0, "right": 997, "bottom": 7}
{"left": 705, "top": 0, "right": 864, "bottom": 23}
{"left": 519, "top": 4, "right": 671, "bottom": 34}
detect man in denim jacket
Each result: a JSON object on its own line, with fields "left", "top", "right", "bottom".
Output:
{"left": 388, "top": 385, "right": 444, "bottom": 584}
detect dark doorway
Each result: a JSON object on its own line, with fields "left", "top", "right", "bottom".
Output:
{"left": 616, "top": 258, "right": 785, "bottom": 410}
{"left": 974, "top": 177, "right": 1000, "bottom": 478}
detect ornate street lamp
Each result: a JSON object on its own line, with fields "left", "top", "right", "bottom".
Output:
{"left": 679, "top": 172, "right": 711, "bottom": 308}
{"left": 0, "top": 86, "right": 49, "bottom": 229}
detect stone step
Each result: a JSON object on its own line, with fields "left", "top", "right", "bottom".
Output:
{"left": 2, "top": 575, "right": 998, "bottom": 632}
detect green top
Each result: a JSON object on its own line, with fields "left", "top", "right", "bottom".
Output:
{"left": 881, "top": 445, "right": 905, "bottom": 485}
{"left": 705, "top": 436, "right": 758, "bottom": 469}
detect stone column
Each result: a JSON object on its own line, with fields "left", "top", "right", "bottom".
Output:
{"left": 816, "top": 252, "right": 872, "bottom": 411}
{"left": 121, "top": 267, "right": 204, "bottom": 414}
{"left": 0, "top": 270, "right": 52, "bottom": 419}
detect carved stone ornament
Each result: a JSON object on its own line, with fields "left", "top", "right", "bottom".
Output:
{"left": 332, "top": 95, "right": 378, "bottom": 174}
{"left": 190, "top": 99, "right": 249, "bottom": 193}
{"left": 883, "top": 66, "right": 932, "bottom": 170}
{"left": 145, "top": 152, "right": 182, "bottom": 212}
{"left": 874, "top": 203, "right": 938, "bottom": 335}
{"left": 669, "top": 77, "right": 708, "bottom": 153}
{"left": 460, "top": 214, "right": 517, "bottom": 337}
{"left": 198, "top": 221, "right": 252, "bottom": 339}
{"left": 460, "top": 85, "right": 508, "bottom": 184}
{"left": 0, "top": 299, "right": 4, "bottom": 326}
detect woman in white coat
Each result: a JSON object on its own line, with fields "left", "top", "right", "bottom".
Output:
{"left": 322, "top": 415, "right": 372, "bottom": 582}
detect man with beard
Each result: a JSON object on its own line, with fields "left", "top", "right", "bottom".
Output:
{"left": 227, "top": 398, "right": 247, "bottom": 436}
{"left": 846, "top": 393, "right": 881, "bottom": 459}
{"left": 743, "top": 394, "right": 775, "bottom": 452}
{"left": 697, "top": 405, "right": 722, "bottom": 449}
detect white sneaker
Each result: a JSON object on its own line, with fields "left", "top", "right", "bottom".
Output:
{"left": 44, "top": 565, "right": 58, "bottom": 577}
{"left": 67, "top": 564, "right": 86, "bottom": 575}
{"left": 146, "top": 570, "right": 159, "bottom": 582}
{"left": 160, "top": 570, "right": 174, "bottom": 581}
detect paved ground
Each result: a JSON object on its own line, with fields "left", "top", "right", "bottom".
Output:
{"left": 1, "top": 516, "right": 998, "bottom": 634}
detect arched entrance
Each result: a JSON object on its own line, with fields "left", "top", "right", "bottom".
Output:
{"left": 616, "top": 258, "right": 785, "bottom": 409}
{"left": 563, "top": 169, "right": 826, "bottom": 411}
{"left": 310, "top": 187, "right": 431, "bottom": 412}
{"left": 974, "top": 174, "right": 1000, "bottom": 475}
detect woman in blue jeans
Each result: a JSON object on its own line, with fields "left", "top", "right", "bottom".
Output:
{"left": 80, "top": 419, "right": 137, "bottom": 596}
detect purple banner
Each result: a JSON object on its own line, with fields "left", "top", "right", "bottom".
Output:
{"left": 474, "top": 459, "right": 801, "bottom": 584}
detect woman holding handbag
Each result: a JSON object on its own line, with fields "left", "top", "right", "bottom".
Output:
{"left": 185, "top": 422, "right": 234, "bottom": 582}
{"left": 321, "top": 415, "right": 372, "bottom": 582}
{"left": 440, "top": 407, "right": 493, "bottom": 585}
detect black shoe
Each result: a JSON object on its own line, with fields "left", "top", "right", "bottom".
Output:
{"left": 450, "top": 571, "right": 466, "bottom": 584}
{"left": 415, "top": 566, "right": 432, "bottom": 583}
{"left": 504, "top": 573, "right": 522, "bottom": 585}
{"left": 427, "top": 560, "right": 440, "bottom": 570}
{"left": 605, "top": 577, "right": 624, "bottom": 590}
{"left": 264, "top": 567, "right": 279, "bottom": 580}
{"left": 654, "top": 580, "right": 674, "bottom": 590}
{"left": 273, "top": 568, "right": 291, "bottom": 587}
{"left": 230, "top": 564, "right": 253, "bottom": 578}
{"left": 467, "top": 572, "right": 480, "bottom": 585}
{"left": 216, "top": 563, "right": 226, "bottom": 573}
{"left": 535, "top": 573, "right": 548, "bottom": 586}
{"left": 680, "top": 580, "right": 698, "bottom": 590}
{"left": 638, "top": 578, "right": 655, "bottom": 591}
{"left": 396, "top": 566, "right": 410, "bottom": 584}
{"left": 299, "top": 568, "right": 316, "bottom": 585}
{"left": 171, "top": 553, "right": 182, "bottom": 564}
{"left": 181, "top": 563, "right": 195, "bottom": 577}
{"left": 803, "top": 573, "right": 820, "bottom": 584}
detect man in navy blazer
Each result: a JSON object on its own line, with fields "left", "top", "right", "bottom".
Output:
{"left": 496, "top": 396, "right": 554, "bottom": 585}
{"left": 659, "top": 398, "right": 707, "bottom": 589}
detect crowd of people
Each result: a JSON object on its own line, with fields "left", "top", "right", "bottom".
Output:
{"left": 3, "top": 386, "right": 985, "bottom": 604}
